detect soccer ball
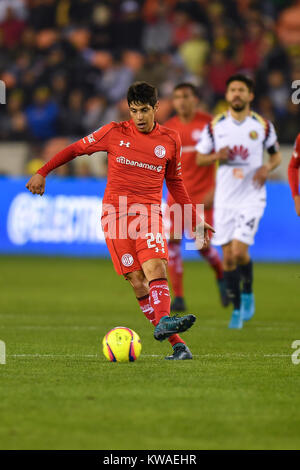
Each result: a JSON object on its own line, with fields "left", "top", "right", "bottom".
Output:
{"left": 102, "top": 327, "right": 142, "bottom": 362}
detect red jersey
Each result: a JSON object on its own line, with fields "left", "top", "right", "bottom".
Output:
{"left": 288, "top": 133, "right": 300, "bottom": 198}
{"left": 38, "top": 119, "right": 198, "bottom": 223}
{"left": 164, "top": 111, "right": 215, "bottom": 202}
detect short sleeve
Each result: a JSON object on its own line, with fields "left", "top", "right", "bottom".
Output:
{"left": 195, "top": 124, "right": 214, "bottom": 154}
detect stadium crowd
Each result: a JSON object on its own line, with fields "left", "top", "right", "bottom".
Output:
{"left": 0, "top": 0, "right": 300, "bottom": 175}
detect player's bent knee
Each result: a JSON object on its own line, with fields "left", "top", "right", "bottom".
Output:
{"left": 125, "top": 271, "right": 147, "bottom": 291}
{"left": 223, "top": 257, "right": 236, "bottom": 271}
{"left": 142, "top": 258, "right": 167, "bottom": 282}
{"left": 233, "top": 250, "right": 248, "bottom": 265}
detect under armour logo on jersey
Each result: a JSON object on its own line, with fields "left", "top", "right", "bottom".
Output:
{"left": 120, "top": 140, "right": 130, "bottom": 147}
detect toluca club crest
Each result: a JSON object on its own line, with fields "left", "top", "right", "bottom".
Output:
{"left": 154, "top": 145, "right": 166, "bottom": 158}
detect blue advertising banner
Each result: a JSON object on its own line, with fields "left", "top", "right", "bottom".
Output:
{"left": 0, "top": 177, "right": 299, "bottom": 261}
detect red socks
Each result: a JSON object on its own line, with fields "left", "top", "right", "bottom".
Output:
{"left": 137, "top": 289, "right": 185, "bottom": 346}
{"left": 149, "top": 278, "right": 170, "bottom": 323}
{"left": 200, "top": 246, "right": 223, "bottom": 280}
{"left": 137, "top": 295, "right": 156, "bottom": 326}
{"left": 168, "top": 241, "right": 184, "bottom": 297}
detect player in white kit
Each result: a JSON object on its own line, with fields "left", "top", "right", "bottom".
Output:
{"left": 196, "top": 75, "right": 281, "bottom": 328}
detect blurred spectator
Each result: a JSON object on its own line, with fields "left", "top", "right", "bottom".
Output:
{"left": 266, "top": 69, "right": 290, "bottom": 118}
{"left": 25, "top": 87, "right": 59, "bottom": 140}
{"left": 81, "top": 96, "right": 118, "bottom": 134}
{"left": 90, "top": 3, "right": 115, "bottom": 50}
{"left": 25, "top": 137, "right": 67, "bottom": 175}
{"left": 50, "top": 72, "right": 68, "bottom": 106}
{"left": 256, "top": 95, "right": 276, "bottom": 122}
{"left": 0, "top": 89, "right": 29, "bottom": 140}
{"left": 59, "top": 89, "right": 85, "bottom": 137}
{"left": 171, "top": 8, "right": 194, "bottom": 48}
{"left": 276, "top": 100, "right": 300, "bottom": 143}
{"left": 0, "top": 0, "right": 27, "bottom": 22}
{"left": 116, "top": 1, "right": 144, "bottom": 51}
{"left": 122, "top": 50, "right": 144, "bottom": 74}
{"left": 238, "top": 18, "right": 265, "bottom": 72}
{"left": 28, "top": 0, "right": 57, "bottom": 31}
{"left": 70, "top": 0, "right": 95, "bottom": 26}
{"left": 95, "top": 53, "right": 134, "bottom": 104}
{"left": 277, "top": 0, "right": 300, "bottom": 46}
{"left": 178, "top": 24, "right": 209, "bottom": 75}
{"left": 204, "top": 49, "right": 237, "bottom": 101}
{"left": 0, "top": 6, "right": 26, "bottom": 48}
{"left": 135, "top": 52, "right": 168, "bottom": 90}
{"left": 142, "top": 0, "right": 176, "bottom": 23}
{"left": 142, "top": 2, "right": 172, "bottom": 53}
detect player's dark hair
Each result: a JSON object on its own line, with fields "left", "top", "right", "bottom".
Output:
{"left": 173, "top": 83, "right": 199, "bottom": 97}
{"left": 127, "top": 81, "right": 158, "bottom": 108}
{"left": 226, "top": 74, "right": 254, "bottom": 92}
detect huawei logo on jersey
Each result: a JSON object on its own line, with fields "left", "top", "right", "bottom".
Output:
{"left": 228, "top": 145, "right": 249, "bottom": 161}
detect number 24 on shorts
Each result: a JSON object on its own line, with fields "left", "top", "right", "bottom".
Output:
{"left": 238, "top": 215, "right": 256, "bottom": 231}
{"left": 145, "top": 233, "right": 165, "bottom": 253}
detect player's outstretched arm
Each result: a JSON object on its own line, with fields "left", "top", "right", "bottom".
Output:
{"left": 25, "top": 123, "right": 114, "bottom": 195}
{"left": 25, "top": 142, "right": 78, "bottom": 195}
{"left": 26, "top": 173, "right": 45, "bottom": 196}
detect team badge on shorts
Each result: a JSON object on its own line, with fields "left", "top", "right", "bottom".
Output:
{"left": 121, "top": 253, "right": 134, "bottom": 267}
{"left": 154, "top": 145, "right": 166, "bottom": 158}
{"left": 249, "top": 130, "right": 258, "bottom": 140}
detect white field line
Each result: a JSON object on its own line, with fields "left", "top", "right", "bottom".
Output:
{"left": 0, "top": 325, "right": 297, "bottom": 331}
{"left": 0, "top": 326, "right": 99, "bottom": 330}
{"left": 6, "top": 353, "right": 292, "bottom": 359}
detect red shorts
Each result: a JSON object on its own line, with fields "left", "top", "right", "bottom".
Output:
{"left": 101, "top": 207, "right": 168, "bottom": 275}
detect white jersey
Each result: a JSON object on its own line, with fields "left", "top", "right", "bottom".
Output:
{"left": 195, "top": 111, "right": 278, "bottom": 209}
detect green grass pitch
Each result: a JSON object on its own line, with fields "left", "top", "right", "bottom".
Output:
{"left": 0, "top": 256, "right": 300, "bottom": 450}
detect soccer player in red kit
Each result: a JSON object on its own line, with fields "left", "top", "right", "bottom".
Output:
{"left": 164, "top": 83, "right": 228, "bottom": 312}
{"left": 288, "top": 133, "right": 300, "bottom": 216}
{"left": 26, "top": 81, "right": 214, "bottom": 361}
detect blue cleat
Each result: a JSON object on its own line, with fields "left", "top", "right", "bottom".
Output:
{"left": 228, "top": 309, "right": 243, "bottom": 329}
{"left": 241, "top": 293, "right": 255, "bottom": 321}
